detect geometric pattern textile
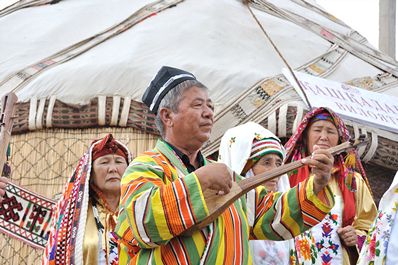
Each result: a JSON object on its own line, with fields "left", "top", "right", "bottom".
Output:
{"left": 0, "top": 181, "right": 55, "bottom": 249}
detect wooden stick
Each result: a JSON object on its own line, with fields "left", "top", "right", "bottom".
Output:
{"left": 0, "top": 93, "right": 18, "bottom": 177}
{"left": 183, "top": 137, "right": 368, "bottom": 235}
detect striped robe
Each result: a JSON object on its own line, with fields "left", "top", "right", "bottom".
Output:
{"left": 115, "top": 140, "right": 334, "bottom": 264}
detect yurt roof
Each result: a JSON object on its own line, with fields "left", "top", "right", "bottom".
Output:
{"left": 1, "top": 0, "right": 398, "bottom": 169}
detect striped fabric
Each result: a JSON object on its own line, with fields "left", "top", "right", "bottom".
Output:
{"left": 115, "top": 140, "right": 334, "bottom": 264}
{"left": 249, "top": 137, "right": 285, "bottom": 161}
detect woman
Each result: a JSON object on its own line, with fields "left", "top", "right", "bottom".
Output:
{"left": 358, "top": 170, "right": 398, "bottom": 265}
{"left": 285, "top": 107, "right": 377, "bottom": 265}
{"left": 42, "top": 134, "right": 131, "bottom": 265}
{"left": 219, "top": 122, "right": 292, "bottom": 265}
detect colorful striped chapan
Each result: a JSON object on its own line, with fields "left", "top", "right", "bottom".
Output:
{"left": 116, "top": 139, "right": 334, "bottom": 264}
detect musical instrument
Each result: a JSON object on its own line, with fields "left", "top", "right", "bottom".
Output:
{"left": 184, "top": 136, "right": 368, "bottom": 235}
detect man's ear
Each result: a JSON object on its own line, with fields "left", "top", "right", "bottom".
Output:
{"left": 159, "top": 108, "right": 174, "bottom": 128}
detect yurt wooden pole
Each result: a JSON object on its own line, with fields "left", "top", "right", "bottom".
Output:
{"left": 0, "top": 93, "right": 17, "bottom": 176}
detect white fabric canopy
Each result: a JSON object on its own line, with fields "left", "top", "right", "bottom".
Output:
{"left": 1, "top": 0, "right": 394, "bottom": 111}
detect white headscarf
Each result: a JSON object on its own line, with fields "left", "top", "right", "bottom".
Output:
{"left": 218, "top": 121, "right": 290, "bottom": 192}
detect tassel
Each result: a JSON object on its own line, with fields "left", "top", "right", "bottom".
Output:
{"left": 344, "top": 152, "right": 357, "bottom": 192}
{"left": 344, "top": 152, "right": 356, "bottom": 167}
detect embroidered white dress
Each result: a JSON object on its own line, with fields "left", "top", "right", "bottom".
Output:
{"left": 358, "top": 171, "right": 398, "bottom": 265}
{"left": 292, "top": 193, "right": 343, "bottom": 265}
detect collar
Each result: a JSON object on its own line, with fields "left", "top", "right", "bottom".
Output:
{"left": 162, "top": 139, "right": 205, "bottom": 173}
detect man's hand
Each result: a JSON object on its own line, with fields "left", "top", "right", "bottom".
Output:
{"left": 337, "top": 225, "right": 358, "bottom": 247}
{"left": 195, "top": 163, "right": 233, "bottom": 194}
{"left": 302, "top": 145, "right": 334, "bottom": 194}
{"left": 0, "top": 176, "right": 8, "bottom": 203}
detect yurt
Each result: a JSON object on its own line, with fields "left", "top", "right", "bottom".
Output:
{"left": 0, "top": 0, "right": 397, "bottom": 263}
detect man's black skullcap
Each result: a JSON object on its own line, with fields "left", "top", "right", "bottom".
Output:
{"left": 142, "top": 66, "right": 196, "bottom": 114}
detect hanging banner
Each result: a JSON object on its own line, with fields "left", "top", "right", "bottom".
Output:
{"left": 283, "top": 69, "right": 398, "bottom": 133}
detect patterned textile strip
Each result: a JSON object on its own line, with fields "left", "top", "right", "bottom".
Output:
{"left": 345, "top": 74, "right": 398, "bottom": 93}
{"left": 0, "top": 0, "right": 60, "bottom": 18}
{"left": 0, "top": 181, "right": 55, "bottom": 249}
{"left": 203, "top": 44, "right": 348, "bottom": 155}
{"left": 290, "top": 0, "right": 349, "bottom": 27}
{"left": 0, "top": 0, "right": 184, "bottom": 94}
{"left": 251, "top": 0, "right": 398, "bottom": 74}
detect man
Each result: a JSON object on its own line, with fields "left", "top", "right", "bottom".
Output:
{"left": 116, "top": 66, "right": 335, "bottom": 264}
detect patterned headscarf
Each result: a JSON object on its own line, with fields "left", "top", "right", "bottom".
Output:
{"left": 42, "top": 134, "right": 131, "bottom": 265}
{"left": 284, "top": 107, "right": 369, "bottom": 227}
{"left": 91, "top": 134, "right": 129, "bottom": 163}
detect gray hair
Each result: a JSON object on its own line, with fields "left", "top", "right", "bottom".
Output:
{"left": 155, "top": 79, "right": 207, "bottom": 137}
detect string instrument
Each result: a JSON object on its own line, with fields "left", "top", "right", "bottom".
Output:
{"left": 184, "top": 136, "right": 368, "bottom": 235}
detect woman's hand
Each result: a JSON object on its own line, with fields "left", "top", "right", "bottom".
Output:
{"left": 337, "top": 225, "right": 358, "bottom": 246}
{"left": 302, "top": 145, "right": 334, "bottom": 194}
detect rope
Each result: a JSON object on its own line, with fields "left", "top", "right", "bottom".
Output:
{"left": 244, "top": 0, "right": 312, "bottom": 109}
{"left": 0, "top": 0, "right": 62, "bottom": 18}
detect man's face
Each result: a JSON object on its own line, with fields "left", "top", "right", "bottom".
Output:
{"left": 168, "top": 86, "right": 214, "bottom": 148}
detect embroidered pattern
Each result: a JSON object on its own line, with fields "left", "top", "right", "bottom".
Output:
{"left": 358, "top": 188, "right": 398, "bottom": 264}
{"left": 0, "top": 181, "right": 54, "bottom": 249}
{"left": 92, "top": 202, "right": 118, "bottom": 265}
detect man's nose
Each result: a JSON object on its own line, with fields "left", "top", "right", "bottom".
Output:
{"left": 203, "top": 105, "right": 214, "bottom": 119}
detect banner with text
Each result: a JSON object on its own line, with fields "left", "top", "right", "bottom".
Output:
{"left": 283, "top": 69, "right": 398, "bottom": 133}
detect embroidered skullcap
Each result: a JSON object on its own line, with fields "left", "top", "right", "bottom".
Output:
{"left": 249, "top": 137, "right": 285, "bottom": 163}
{"left": 142, "top": 66, "right": 196, "bottom": 114}
{"left": 91, "top": 134, "right": 128, "bottom": 162}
